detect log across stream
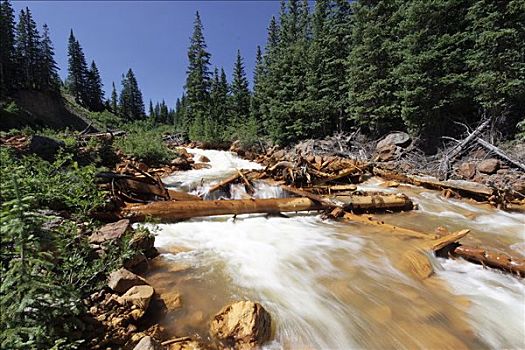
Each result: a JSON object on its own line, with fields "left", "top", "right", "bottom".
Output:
{"left": 143, "top": 148, "right": 525, "bottom": 349}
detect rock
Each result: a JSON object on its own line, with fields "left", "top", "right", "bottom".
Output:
{"left": 457, "top": 162, "right": 476, "bottom": 179}
{"left": 512, "top": 179, "right": 525, "bottom": 195}
{"left": 124, "top": 252, "right": 148, "bottom": 272}
{"left": 229, "top": 140, "right": 241, "bottom": 153}
{"left": 168, "top": 339, "right": 203, "bottom": 350}
{"left": 130, "top": 230, "right": 158, "bottom": 258}
{"left": 89, "top": 219, "right": 130, "bottom": 244}
{"left": 27, "top": 135, "right": 65, "bottom": 161}
{"left": 210, "top": 301, "right": 271, "bottom": 348}
{"left": 119, "top": 285, "right": 155, "bottom": 310}
{"left": 192, "top": 163, "right": 212, "bottom": 170}
{"left": 133, "top": 336, "right": 163, "bottom": 350}
{"left": 376, "top": 144, "right": 398, "bottom": 162}
{"left": 376, "top": 132, "right": 411, "bottom": 150}
{"left": 162, "top": 291, "right": 183, "bottom": 311}
{"left": 385, "top": 181, "right": 400, "bottom": 188}
{"left": 108, "top": 268, "right": 148, "bottom": 294}
{"left": 477, "top": 159, "right": 500, "bottom": 174}
{"left": 198, "top": 155, "right": 210, "bottom": 163}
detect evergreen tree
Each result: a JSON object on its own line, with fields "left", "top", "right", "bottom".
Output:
{"left": 230, "top": 50, "right": 250, "bottom": 128}
{"left": 110, "top": 81, "right": 118, "bottom": 113}
{"left": 37, "top": 24, "right": 59, "bottom": 91}
{"left": 346, "top": 0, "right": 405, "bottom": 135}
{"left": 15, "top": 8, "right": 40, "bottom": 89}
{"left": 119, "top": 68, "right": 145, "bottom": 121}
{"left": 148, "top": 100, "right": 154, "bottom": 118}
{"left": 66, "top": 30, "right": 88, "bottom": 104}
{"left": 465, "top": 0, "right": 525, "bottom": 136}
{"left": 250, "top": 45, "right": 265, "bottom": 131}
{"left": 185, "top": 11, "right": 212, "bottom": 137}
{"left": 0, "top": 0, "right": 16, "bottom": 96}
{"left": 85, "top": 60, "right": 104, "bottom": 111}
{"left": 396, "top": 0, "right": 474, "bottom": 144}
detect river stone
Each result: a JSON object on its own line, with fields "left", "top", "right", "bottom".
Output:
{"left": 376, "top": 144, "right": 398, "bottom": 162}
{"left": 198, "top": 155, "right": 210, "bottom": 163}
{"left": 89, "top": 219, "right": 130, "bottom": 244}
{"left": 477, "top": 158, "right": 500, "bottom": 174}
{"left": 168, "top": 339, "right": 203, "bottom": 350}
{"left": 108, "top": 268, "right": 148, "bottom": 294}
{"left": 457, "top": 162, "right": 476, "bottom": 179}
{"left": 376, "top": 132, "right": 411, "bottom": 150}
{"left": 119, "top": 285, "right": 155, "bottom": 310}
{"left": 210, "top": 301, "right": 271, "bottom": 348}
{"left": 133, "top": 336, "right": 163, "bottom": 350}
{"left": 162, "top": 291, "right": 183, "bottom": 311}
{"left": 27, "top": 135, "right": 65, "bottom": 161}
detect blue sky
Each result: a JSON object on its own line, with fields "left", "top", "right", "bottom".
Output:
{"left": 12, "top": 1, "right": 281, "bottom": 108}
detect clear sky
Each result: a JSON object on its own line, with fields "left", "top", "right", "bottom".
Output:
{"left": 12, "top": 1, "right": 281, "bottom": 108}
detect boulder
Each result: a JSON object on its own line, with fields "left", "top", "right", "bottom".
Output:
{"left": 376, "top": 132, "right": 411, "bottom": 150}
{"left": 457, "top": 162, "right": 477, "bottom": 179}
{"left": 162, "top": 291, "right": 183, "bottom": 311}
{"left": 210, "top": 301, "right": 271, "bottom": 349}
{"left": 477, "top": 158, "right": 500, "bottom": 174}
{"left": 376, "top": 144, "right": 398, "bottom": 162}
{"left": 198, "top": 155, "right": 210, "bottom": 163}
{"left": 192, "top": 163, "right": 212, "bottom": 170}
{"left": 133, "top": 336, "right": 163, "bottom": 350}
{"left": 89, "top": 219, "right": 130, "bottom": 244}
{"left": 512, "top": 179, "right": 525, "bottom": 195}
{"left": 108, "top": 268, "right": 148, "bottom": 294}
{"left": 118, "top": 285, "right": 155, "bottom": 310}
{"left": 385, "top": 181, "right": 400, "bottom": 188}
{"left": 27, "top": 135, "right": 65, "bottom": 161}
{"left": 130, "top": 230, "right": 158, "bottom": 258}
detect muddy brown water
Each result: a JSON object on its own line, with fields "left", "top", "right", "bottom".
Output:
{"left": 143, "top": 149, "right": 525, "bottom": 349}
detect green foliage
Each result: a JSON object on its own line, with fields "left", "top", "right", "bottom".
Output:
{"left": 0, "top": 147, "right": 105, "bottom": 215}
{"left": 119, "top": 68, "right": 145, "bottom": 121}
{"left": 116, "top": 121, "right": 174, "bottom": 164}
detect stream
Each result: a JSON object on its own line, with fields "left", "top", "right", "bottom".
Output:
{"left": 144, "top": 148, "right": 525, "bottom": 349}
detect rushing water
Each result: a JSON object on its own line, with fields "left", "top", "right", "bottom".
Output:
{"left": 145, "top": 148, "right": 525, "bottom": 349}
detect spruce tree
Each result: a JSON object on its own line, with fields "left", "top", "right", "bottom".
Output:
{"left": 66, "top": 30, "right": 89, "bottom": 104}
{"left": 0, "top": 0, "right": 16, "bottom": 96}
{"left": 86, "top": 60, "right": 104, "bottom": 111}
{"left": 250, "top": 45, "right": 265, "bottom": 131}
{"left": 148, "top": 100, "right": 154, "bottom": 118}
{"left": 185, "top": 11, "right": 211, "bottom": 138}
{"left": 119, "top": 68, "right": 145, "bottom": 121}
{"left": 15, "top": 8, "right": 40, "bottom": 89}
{"left": 230, "top": 50, "right": 250, "bottom": 127}
{"left": 110, "top": 81, "right": 118, "bottom": 113}
{"left": 347, "top": 0, "right": 404, "bottom": 135}
{"left": 37, "top": 24, "right": 59, "bottom": 91}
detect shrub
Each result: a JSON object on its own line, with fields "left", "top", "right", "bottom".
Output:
{"left": 115, "top": 121, "right": 174, "bottom": 165}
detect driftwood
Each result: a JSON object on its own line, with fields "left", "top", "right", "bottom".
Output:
{"left": 452, "top": 245, "right": 525, "bottom": 276}
{"left": 207, "top": 172, "right": 243, "bottom": 194}
{"left": 77, "top": 130, "right": 126, "bottom": 140}
{"left": 475, "top": 138, "right": 525, "bottom": 171}
{"left": 374, "top": 167, "right": 495, "bottom": 200}
{"left": 167, "top": 189, "right": 202, "bottom": 201}
{"left": 439, "top": 119, "right": 491, "bottom": 178}
{"left": 121, "top": 197, "right": 326, "bottom": 221}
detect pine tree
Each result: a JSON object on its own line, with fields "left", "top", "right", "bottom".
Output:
{"left": 15, "top": 8, "right": 40, "bottom": 89}
{"left": 230, "top": 50, "right": 250, "bottom": 128}
{"left": 347, "top": 0, "right": 405, "bottom": 135}
{"left": 0, "top": 0, "right": 16, "bottom": 96}
{"left": 86, "top": 60, "right": 104, "bottom": 111}
{"left": 119, "top": 68, "right": 145, "bottom": 121}
{"left": 250, "top": 45, "right": 265, "bottom": 131}
{"left": 185, "top": 11, "right": 212, "bottom": 138}
{"left": 110, "top": 81, "right": 118, "bottom": 113}
{"left": 465, "top": 0, "right": 525, "bottom": 136}
{"left": 148, "top": 100, "right": 154, "bottom": 118}
{"left": 37, "top": 24, "right": 59, "bottom": 91}
{"left": 66, "top": 30, "right": 89, "bottom": 104}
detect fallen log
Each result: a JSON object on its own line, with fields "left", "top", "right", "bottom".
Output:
{"left": 167, "top": 189, "right": 202, "bottom": 201}
{"left": 373, "top": 168, "right": 495, "bottom": 200}
{"left": 318, "top": 167, "right": 361, "bottom": 184}
{"left": 475, "top": 138, "right": 525, "bottom": 172}
{"left": 121, "top": 197, "right": 326, "bottom": 222}
{"left": 207, "top": 172, "right": 242, "bottom": 194}
{"left": 452, "top": 245, "right": 525, "bottom": 276}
